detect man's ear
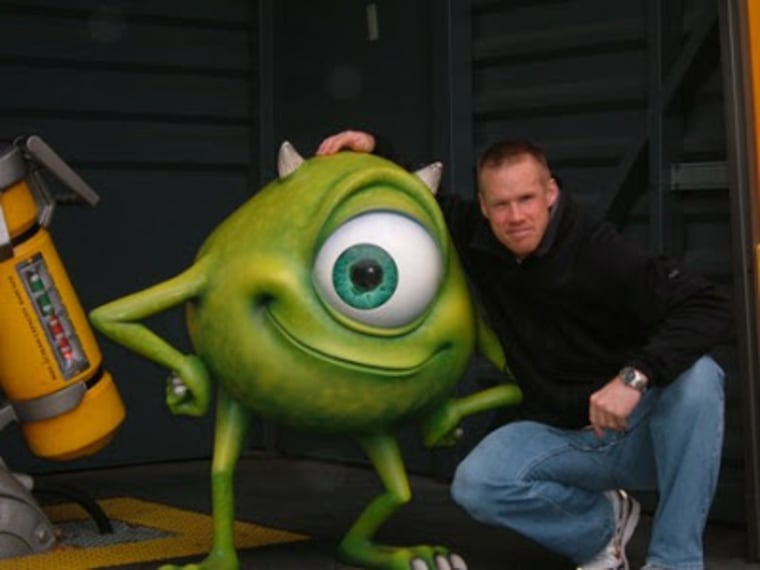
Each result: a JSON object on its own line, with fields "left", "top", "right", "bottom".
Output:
{"left": 547, "top": 177, "right": 560, "bottom": 208}
{"left": 478, "top": 191, "right": 488, "bottom": 218}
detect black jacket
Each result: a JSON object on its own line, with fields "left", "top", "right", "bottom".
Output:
{"left": 438, "top": 190, "right": 730, "bottom": 428}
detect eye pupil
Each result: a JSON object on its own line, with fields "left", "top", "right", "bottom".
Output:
{"left": 351, "top": 259, "right": 383, "bottom": 291}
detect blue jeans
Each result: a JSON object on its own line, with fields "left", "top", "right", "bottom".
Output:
{"left": 451, "top": 356, "right": 725, "bottom": 570}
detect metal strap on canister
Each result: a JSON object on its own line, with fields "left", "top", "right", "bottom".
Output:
{"left": 10, "top": 381, "right": 87, "bottom": 423}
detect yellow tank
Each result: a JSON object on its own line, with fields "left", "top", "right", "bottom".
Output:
{"left": 0, "top": 140, "right": 125, "bottom": 461}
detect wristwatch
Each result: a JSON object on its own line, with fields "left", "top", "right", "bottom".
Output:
{"left": 619, "top": 366, "right": 648, "bottom": 393}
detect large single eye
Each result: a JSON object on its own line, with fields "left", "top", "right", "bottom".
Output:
{"left": 313, "top": 212, "right": 444, "bottom": 328}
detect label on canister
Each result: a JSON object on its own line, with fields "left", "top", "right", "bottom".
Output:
{"left": 16, "top": 254, "right": 89, "bottom": 379}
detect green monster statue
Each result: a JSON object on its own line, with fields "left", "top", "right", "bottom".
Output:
{"left": 90, "top": 143, "right": 522, "bottom": 570}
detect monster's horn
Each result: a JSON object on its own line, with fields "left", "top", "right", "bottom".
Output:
{"left": 277, "top": 141, "right": 305, "bottom": 178}
{"left": 414, "top": 162, "right": 443, "bottom": 195}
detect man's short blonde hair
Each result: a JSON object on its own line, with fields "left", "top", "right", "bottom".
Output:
{"left": 477, "top": 139, "right": 551, "bottom": 175}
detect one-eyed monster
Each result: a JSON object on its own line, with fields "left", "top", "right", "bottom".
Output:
{"left": 90, "top": 143, "right": 522, "bottom": 570}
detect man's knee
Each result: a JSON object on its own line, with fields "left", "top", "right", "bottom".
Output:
{"left": 653, "top": 355, "right": 725, "bottom": 431}
{"left": 450, "top": 422, "right": 538, "bottom": 521}
{"left": 451, "top": 454, "right": 498, "bottom": 522}
{"left": 667, "top": 355, "right": 724, "bottom": 409}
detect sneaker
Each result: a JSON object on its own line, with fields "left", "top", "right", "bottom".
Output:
{"left": 576, "top": 489, "right": 641, "bottom": 570}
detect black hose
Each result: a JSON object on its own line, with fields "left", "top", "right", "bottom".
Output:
{"left": 32, "top": 481, "right": 113, "bottom": 535}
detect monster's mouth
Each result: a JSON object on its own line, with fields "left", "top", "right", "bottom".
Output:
{"left": 264, "top": 307, "right": 443, "bottom": 377}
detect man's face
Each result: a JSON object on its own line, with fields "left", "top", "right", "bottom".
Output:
{"left": 478, "top": 156, "right": 559, "bottom": 259}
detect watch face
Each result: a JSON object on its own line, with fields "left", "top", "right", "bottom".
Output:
{"left": 620, "top": 367, "right": 646, "bottom": 391}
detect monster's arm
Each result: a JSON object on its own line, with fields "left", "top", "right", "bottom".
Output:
{"left": 421, "top": 313, "right": 522, "bottom": 447}
{"left": 89, "top": 259, "right": 212, "bottom": 416}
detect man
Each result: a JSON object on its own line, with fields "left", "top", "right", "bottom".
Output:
{"left": 317, "top": 130, "right": 729, "bottom": 570}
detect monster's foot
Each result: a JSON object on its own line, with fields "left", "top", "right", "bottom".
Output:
{"left": 158, "top": 549, "right": 238, "bottom": 570}
{"left": 409, "top": 551, "right": 467, "bottom": 570}
{"left": 339, "top": 541, "right": 467, "bottom": 570}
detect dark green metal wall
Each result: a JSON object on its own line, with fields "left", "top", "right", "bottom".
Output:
{"left": 0, "top": 0, "right": 257, "bottom": 470}
{"left": 0, "top": 0, "right": 752, "bottom": 537}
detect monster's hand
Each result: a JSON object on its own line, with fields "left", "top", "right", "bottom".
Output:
{"left": 165, "top": 354, "right": 212, "bottom": 417}
{"left": 420, "top": 400, "right": 463, "bottom": 448}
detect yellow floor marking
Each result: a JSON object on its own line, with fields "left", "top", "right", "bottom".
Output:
{"left": 0, "top": 497, "right": 307, "bottom": 569}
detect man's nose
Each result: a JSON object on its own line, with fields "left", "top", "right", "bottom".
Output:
{"left": 505, "top": 203, "right": 524, "bottom": 222}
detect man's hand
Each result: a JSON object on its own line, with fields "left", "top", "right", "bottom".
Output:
{"left": 589, "top": 376, "right": 642, "bottom": 438}
{"left": 316, "top": 130, "right": 375, "bottom": 156}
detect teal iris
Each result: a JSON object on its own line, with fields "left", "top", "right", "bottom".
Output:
{"left": 333, "top": 244, "right": 398, "bottom": 309}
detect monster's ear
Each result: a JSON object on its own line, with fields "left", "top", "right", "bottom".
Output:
{"left": 414, "top": 162, "right": 443, "bottom": 195}
{"left": 278, "top": 141, "right": 305, "bottom": 178}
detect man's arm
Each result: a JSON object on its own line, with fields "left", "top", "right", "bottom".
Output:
{"left": 620, "top": 248, "right": 729, "bottom": 386}
{"left": 588, "top": 228, "right": 729, "bottom": 437}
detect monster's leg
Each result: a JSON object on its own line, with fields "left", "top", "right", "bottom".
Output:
{"left": 338, "top": 434, "right": 466, "bottom": 570}
{"left": 209, "top": 390, "right": 252, "bottom": 562}
{"left": 160, "top": 389, "right": 251, "bottom": 570}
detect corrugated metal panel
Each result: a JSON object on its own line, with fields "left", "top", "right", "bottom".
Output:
{"left": 0, "top": 0, "right": 258, "bottom": 472}
{"left": 472, "top": 0, "right": 647, "bottom": 211}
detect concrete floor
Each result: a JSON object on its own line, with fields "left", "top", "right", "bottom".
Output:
{"left": 32, "top": 454, "right": 760, "bottom": 570}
